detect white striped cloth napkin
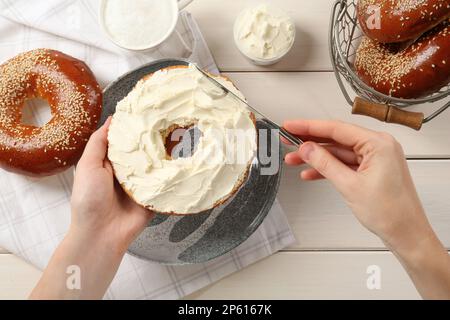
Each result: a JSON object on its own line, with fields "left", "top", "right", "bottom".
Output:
{"left": 0, "top": 0, "right": 296, "bottom": 299}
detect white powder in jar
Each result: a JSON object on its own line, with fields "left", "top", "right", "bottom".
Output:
{"left": 103, "top": 0, "right": 177, "bottom": 50}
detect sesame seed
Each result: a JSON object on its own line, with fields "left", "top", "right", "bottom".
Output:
{"left": 355, "top": 18, "right": 449, "bottom": 98}
{"left": 0, "top": 49, "right": 101, "bottom": 166}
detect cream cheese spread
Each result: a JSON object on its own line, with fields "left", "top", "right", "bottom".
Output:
{"left": 234, "top": 4, "right": 296, "bottom": 61}
{"left": 107, "top": 65, "right": 257, "bottom": 214}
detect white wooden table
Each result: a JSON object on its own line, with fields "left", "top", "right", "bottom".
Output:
{"left": 1, "top": 0, "right": 449, "bottom": 299}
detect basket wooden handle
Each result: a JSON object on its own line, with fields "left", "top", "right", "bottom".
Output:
{"left": 352, "top": 97, "right": 424, "bottom": 130}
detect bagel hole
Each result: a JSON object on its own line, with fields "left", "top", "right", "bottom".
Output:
{"left": 164, "top": 125, "right": 202, "bottom": 160}
{"left": 21, "top": 98, "right": 52, "bottom": 127}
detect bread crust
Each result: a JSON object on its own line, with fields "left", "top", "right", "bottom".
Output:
{"left": 357, "top": 0, "right": 450, "bottom": 43}
{"left": 111, "top": 65, "right": 257, "bottom": 216}
{"left": 355, "top": 20, "right": 450, "bottom": 98}
{"left": 0, "top": 49, "right": 102, "bottom": 176}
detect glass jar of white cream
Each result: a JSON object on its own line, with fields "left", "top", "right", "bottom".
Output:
{"left": 233, "top": 4, "right": 296, "bottom": 65}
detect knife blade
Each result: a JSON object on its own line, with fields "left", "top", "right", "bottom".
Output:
{"left": 194, "top": 64, "right": 304, "bottom": 147}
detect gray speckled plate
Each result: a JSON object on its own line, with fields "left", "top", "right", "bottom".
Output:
{"left": 101, "top": 59, "right": 282, "bottom": 265}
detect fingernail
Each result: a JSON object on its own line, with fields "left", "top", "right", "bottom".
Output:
{"left": 299, "top": 143, "right": 314, "bottom": 161}
{"left": 104, "top": 116, "right": 112, "bottom": 126}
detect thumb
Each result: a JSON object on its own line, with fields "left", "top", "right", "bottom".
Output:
{"left": 78, "top": 116, "right": 112, "bottom": 169}
{"left": 298, "top": 142, "right": 357, "bottom": 194}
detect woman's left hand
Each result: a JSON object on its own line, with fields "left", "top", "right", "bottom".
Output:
{"left": 70, "top": 117, "right": 154, "bottom": 255}
{"left": 30, "top": 118, "right": 153, "bottom": 300}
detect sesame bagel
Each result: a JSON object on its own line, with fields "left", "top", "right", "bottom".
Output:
{"left": 357, "top": 0, "right": 450, "bottom": 43}
{"left": 0, "top": 49, "right": 102, "bottom": 176}
{"left": 107, "top": 64, "right": 257, "bottom": 215}
{"left": 354, "top": 20, "right": 450, "bottom": 98}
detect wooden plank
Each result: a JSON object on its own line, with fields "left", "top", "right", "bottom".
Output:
{"left": 0, "top": 252, "right": 420, "bottom": 300}
{"left": 223, "top": 72, "right": 450, "bottom": 158}
{"left": 185, "top": 251, "right": 420, "bottom": 299}
{"left": 189, "top": 0, "right": 333, "bottom": 72}
{"left": 281, "top": 160, "right": 450, "bottom": 250}
{"left": 0, "top": 255, "right": 40, "bottom": 300}
{"left": 1, "top": 162, "right": 446, "bottom": 253}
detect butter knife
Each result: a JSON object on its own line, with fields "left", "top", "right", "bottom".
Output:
{"left": 194, "top": 65, "right": 304, "bottom": 147}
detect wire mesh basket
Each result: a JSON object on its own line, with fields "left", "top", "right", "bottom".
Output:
{"left": 329, "top": 0, "right": 450, "bottom": 130}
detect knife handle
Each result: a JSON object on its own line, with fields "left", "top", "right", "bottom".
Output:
{"left": 261, "top": 119, "right": 303, "bottom": 147}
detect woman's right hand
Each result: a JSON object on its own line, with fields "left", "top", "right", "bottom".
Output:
{"left": 284, "top": 120, "right": 450, "bottom": 299}
{"left": 283, "top": 120, "right": 450, "bottom": 299}
{"left": 283, "top": 119, "right": 434, "bottom": 251}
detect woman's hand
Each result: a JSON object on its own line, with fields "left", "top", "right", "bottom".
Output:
{"left": 283, "top": 119, "right": 429, "bottom": 250}
{"left": 283, "top": 119, "right": 450, "bottom": 299}
{"left": 71, "top": 117, "right": 153, "bottom": 255}
{"left": 30, "top": 118, "right": 153, "bottom": 300}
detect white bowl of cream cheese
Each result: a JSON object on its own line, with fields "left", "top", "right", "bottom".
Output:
{"left": 233, "top": 4, "right": 296, "bottom": 65}
{"left": 99, "top": 0, "right": 193, "bottom": 51}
